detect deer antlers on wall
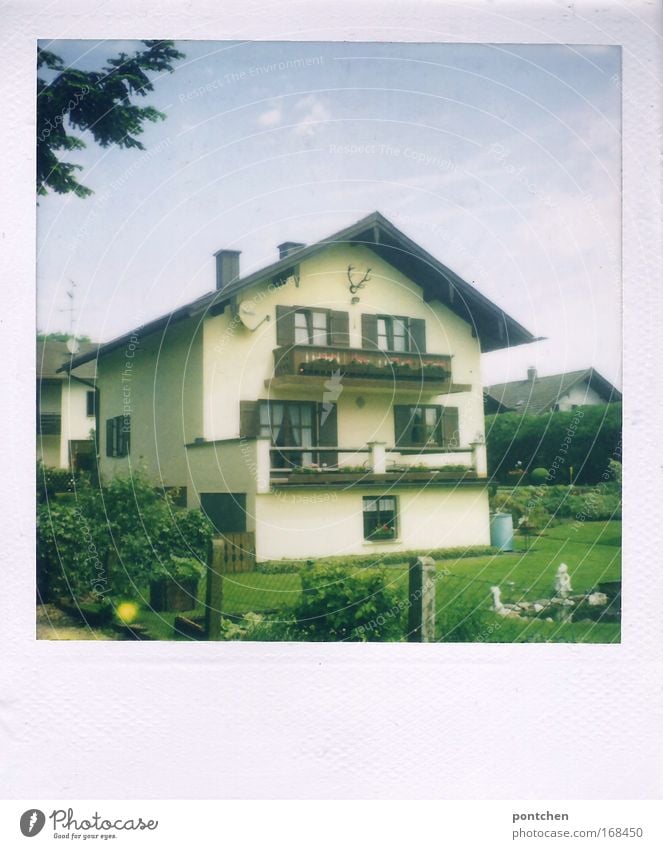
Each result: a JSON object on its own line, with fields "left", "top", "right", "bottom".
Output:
{"left": 347, "top": 265, "right": 372, "bottom": 294}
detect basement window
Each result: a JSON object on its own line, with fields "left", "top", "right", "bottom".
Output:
{"left": 363, "top": 496, "right": 398, "bottom": 541}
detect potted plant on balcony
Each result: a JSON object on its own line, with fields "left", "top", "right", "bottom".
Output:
{"left": 149, "top": 555, "right": 204, "bottom": 612}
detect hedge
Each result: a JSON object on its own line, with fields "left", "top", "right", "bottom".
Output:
{"left": 485, "top": 403, "right": 622, "bottom": 485}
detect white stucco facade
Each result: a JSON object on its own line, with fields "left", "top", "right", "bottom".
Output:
{"left": 556, "top": 380, "right": 604, "bottom": 412}
{"left": 95, "top": 236, "right": 495, "bottom": 561}
{"left": 37, "top": 378, "right": 96, "bottom": 469}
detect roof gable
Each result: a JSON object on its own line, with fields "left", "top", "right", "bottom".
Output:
{"left": 63, "top": 211, "right": 538, "bottom": 371}
{"left": 486, "top": 368, "right": 621, "bottom": 414}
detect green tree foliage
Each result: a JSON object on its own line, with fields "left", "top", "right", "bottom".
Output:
{"left": 37, "top": 40, "right": 184, "bottom": 198}
{"left": 37, "top": 469, "right": 213, "bottom": 602}
{"left": 485, "top": 403, "right": 622, "bottom": 485}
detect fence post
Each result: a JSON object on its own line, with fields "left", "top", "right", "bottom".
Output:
{"left": 205, "top": 537, "right": 224, "bottom": 640}
{"left": 407, "top": 556, "right": 436, "bottom": 642}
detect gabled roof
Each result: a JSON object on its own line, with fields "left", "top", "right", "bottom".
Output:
{"left": 485, "top": 368, "right": 622, "bottom": 415}
{"left": 63, "top": 211, "right": 538, "bottom": 372}
{"left": 37, "top": 338, "right": 98, "bottom": 381}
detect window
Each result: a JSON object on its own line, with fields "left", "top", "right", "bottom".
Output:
{"left": 294, "top": 309, "right": 329, "bottom": 345}
{"left": 394, "top": 405, "right": 459, "bottom": 448}
{"left": 377, "top": 316, "right": 408, "bottom": 352}
{"left": 106, "top": 415, "right": 130, "bottom": 458}
{"left": 255, "top": 400, "right": 338, "bottom": 469}
{"left": 363, "top": 496, "right": 398, "bottom": 541}
{"left": 86, "top": 390, "right": 95, "bottom": 417}
{"left": 362, "top": 314, "right": 426, "bottom": 353}
{"left": 276, "top": 305, "right": 350, "bottom": 349}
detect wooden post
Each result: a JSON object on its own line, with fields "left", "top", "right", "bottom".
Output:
{"left": 407, "top": 556, "right": 437, "bottom": 642}
{"left": 205, "top": 537, "right": 224, "bottom": 640}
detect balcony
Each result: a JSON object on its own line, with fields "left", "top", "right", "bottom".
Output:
{"left": 38, "top": 413, "right": 61, "bottom": 435}
{"left": 269, "top": 345, "right": 470, "bottom": 394}
{"left": 268, "top": 441, "right": 487, "bottom": 488}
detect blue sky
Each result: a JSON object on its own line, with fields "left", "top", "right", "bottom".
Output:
{"left": 37, "top": 40, "right": 621, "bottom": 386}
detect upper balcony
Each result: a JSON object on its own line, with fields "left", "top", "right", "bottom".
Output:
{"left": 269, "top": 345, "right": 470, "bottom": 395}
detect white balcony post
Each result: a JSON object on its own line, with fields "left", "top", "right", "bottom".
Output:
{"left": 255, "top": 437, "right": 272, "bottom": 493}
{"left": 368, "top": 441, "right": 387, "bottom": 474}
{"left": 471, "top": 438, "right": 488, "bottom": 478}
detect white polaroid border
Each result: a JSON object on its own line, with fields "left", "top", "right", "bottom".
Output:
{"left": 2, "top": 0, "right": 662, "bottom": 801}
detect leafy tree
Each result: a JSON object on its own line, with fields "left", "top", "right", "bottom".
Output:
{"left": 37, "top": 40, "right": 184, "bottom": 198}
{"left": 37, "top": 331, "right": 91, "bottom": 343}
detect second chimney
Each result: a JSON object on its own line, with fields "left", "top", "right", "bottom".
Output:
{"left": 214, "top": 249, "right": 241, "bottom": 290}
{"left": 277, "top": 241, "right": 306, "bottom": 260}
{"left": 527, "top": 366, "right": 537, "bottom": 382}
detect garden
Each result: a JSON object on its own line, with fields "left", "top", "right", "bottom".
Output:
{"left": 36, "top": 460, "right": 621, "bottom": 643}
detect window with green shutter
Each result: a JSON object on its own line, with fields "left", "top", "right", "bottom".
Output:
{"left": 106, "top": 414, "right": 130, "bottom": 457}
{"left": 276, "top": 306, "right": 349, "bottom": 347}
{"left": 394, "top": 404, "right": 458, "bottom": 448}
{"left": 361, "top": 314, "right": 426, "bottom": 353}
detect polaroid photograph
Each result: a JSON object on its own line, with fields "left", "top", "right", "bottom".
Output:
{"left": 36, "top": 39, "right": 622, "bottom": 645}
{"left": 2, "top": 0, "right": 662, "bottom": 839}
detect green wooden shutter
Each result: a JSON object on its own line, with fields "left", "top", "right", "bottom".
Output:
{"left": 394, "top": 405, "right": 413, "bottom": 447}
{"left": 317, "top": 402, "right": 338, "bottom": 467}
{"left": 361, "top": 314, "right": 378, "bottom": 349}
{"left": 442, "top": 407, "right": 460, "bottom": 448}
{"left": 408, "top": 318, "right": 427, "bottom": 354}
{"left": 275, "top": 305, "right": 296, "bottom": 347}
{"left": 122, "top": 416, "right": 131, "bottom": 457}
{"left": 239, "top": 401, "right": 261, "bottom": 438}
{"left": 329, "top": 310, "right": 350, "bottom": 347}
{"left": 106, "top": 418, "right": 114, "bottom": 457}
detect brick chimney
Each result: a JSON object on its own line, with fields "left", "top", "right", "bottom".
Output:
{"left": 214, "top": 249, "right": 241, "bottom": 290}
{"left": 277, "top": 241, "right": 306, "bottom": 259}
{"left": 527, "top": 366, "right": 537, "bottom": 382}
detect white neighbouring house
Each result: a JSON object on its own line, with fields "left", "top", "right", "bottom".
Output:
{"left": 37, "top": 338, "right": 98, "bottom": 470}
{"left": 64, "top": 212, "right": 536, "bottom": 561}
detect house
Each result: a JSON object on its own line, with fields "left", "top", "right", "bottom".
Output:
{"left": 63, "top": 212, "right": 536, "bottom": 561}
{"left": 37, "top": 338, "right": 98, "bottom": 470}
{"left": 484, "top": 367, "right": 622, "bottom": 416}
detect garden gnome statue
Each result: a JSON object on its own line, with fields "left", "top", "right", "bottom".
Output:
{"left": 554, "top": 563, "right": 572, "bottom": 598}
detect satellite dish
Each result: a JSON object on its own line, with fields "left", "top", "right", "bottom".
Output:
{"left": 66, "top": 337, "right": 80, "bottom": 354}
{"left": 237, "top": 299, "right": 267, "bottom": 331}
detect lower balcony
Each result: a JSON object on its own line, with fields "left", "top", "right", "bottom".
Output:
{"left": 268, "top": 442, "right": 487, "bottom": 487}
{"left": 185, "top": 437, "right": 488, "bottom": 494}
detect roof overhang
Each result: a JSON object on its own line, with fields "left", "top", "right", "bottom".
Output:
{"left": 61, "top": 211, "right": 538, "bottom": 371}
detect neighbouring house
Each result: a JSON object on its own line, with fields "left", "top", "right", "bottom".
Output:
{"left": 37, "top": 338, "right": 98, "bottom": 470}
{"left": 62, "top": 212, "right": 536, "bottom": 560}
{"left": 484, "top": 367, "right": 622, "bottom": 416}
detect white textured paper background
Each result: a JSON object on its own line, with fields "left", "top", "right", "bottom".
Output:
{"left": 2, "top": 0, "right": 662, "bottom": 800}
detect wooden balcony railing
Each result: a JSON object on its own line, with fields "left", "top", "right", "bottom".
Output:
{"left": 38, "top": 413, "right": 62, "bottom": 435}
{"left": 273, "top": 345, "right": 452, "bottom": 384}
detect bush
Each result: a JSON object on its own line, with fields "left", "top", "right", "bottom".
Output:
{"left": 530, "top": 467, "right": 549, "bottom": 485}
{"left": 292, "top": 565, "right": 405, "bottom": 641}
{"left": 490, "top": 483, "right": 621, "bottom": 526}
{"left": 37, "top": 470, "right": 214, "bottom": 603}
{"left": 256, "top": 545, "right": 499, "bottom": 574}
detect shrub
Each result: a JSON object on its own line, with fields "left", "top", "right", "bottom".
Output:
{"left": 530, "top": 467, "right": 549, "bottom": 485}
{"left": 37, "top": 470, "right": 214, "bottom": 603}
{"left": 293, "top": 565, "right": 404, "bottom": 641}
{"left": 256, "top": 545, "right": 499, "bottom": 574}
{"left": 437, "top": 591, "right": 496, "bottom": 642}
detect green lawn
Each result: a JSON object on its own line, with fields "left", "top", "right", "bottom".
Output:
{"left": 136, "top": 520, "right": 621, "bottom": 643}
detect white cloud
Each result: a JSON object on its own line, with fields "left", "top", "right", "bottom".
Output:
{"left": 256, "top": 106, "right": 283, "bottom": 128}
{"left": 293, "top": 95, "right": 332, "bottom": 137}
